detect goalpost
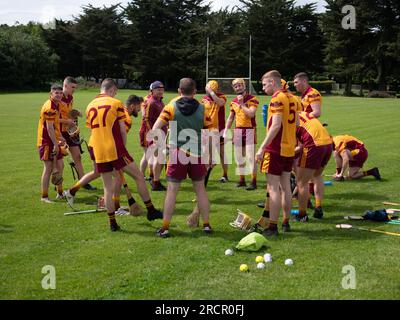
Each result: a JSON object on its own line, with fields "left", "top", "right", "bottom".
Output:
{"left": 206, "top": 36, "right": 256, "bottom": 95}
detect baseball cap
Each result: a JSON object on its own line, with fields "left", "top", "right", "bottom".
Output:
{"left": 150, "top": 81, "right": 164, "bottom": 90}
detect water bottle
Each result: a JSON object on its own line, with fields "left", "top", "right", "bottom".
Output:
{"left": 262, "top": 104, "right": 268, "bottom": 127}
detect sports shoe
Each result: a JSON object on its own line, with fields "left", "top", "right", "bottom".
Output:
{"left": 296, "top": 214, "right": 309, "bottom": 222}
{"left": 282, "top": 222, "right": 291, "bottom": 232}
{"left": 218, "top": 177, "right": 228, "bottom": 183}
{"left": 257, "top": 201, "right": 265, "bottom": 208}
{"left": 156, "top": 228, "right": 170, "bottom": 238}
{"left": 246, "top": 183, "right": 257, "bottom": 191}
{"left": 236, "top": 181, "right": 246, "bottom": 188}
{"left": 313, "top": 206, "right": 323, "bottom": 219}
{"left": 371, "top": 167, "right": 381, "bottom": 180}
{"left": 147, "top": 209, "right": 163, "bottom": 221}
{"left": 248, "top": 223, "right": 263, "bottom": 234}
{"left": 110, "top": 223, "right": 121, "bottom": 232}
{"left": 262, "top": 228, "right": 278, "bottom": 237}
{"left": 116, "top": 207, "right": 130, "bottom": 216}
{"left": 152, "top": 183, "right": 167, "bottom": 191}
{"left": 83, "top": 183, "right": 97, "bottom": 190}
{"left": 56, "top": 193, "right": 65, "bottom": 200}
{"left": 41, "top": 197, "right": 54, "bottom": 204}
{"left": 63, "top": 190, "right": 75, "bottom": 207}
{"left": 203, "top": 225, "right": 213, "bottom": 234}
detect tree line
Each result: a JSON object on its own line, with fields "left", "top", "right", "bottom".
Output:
{"left": 0, "top": 0, "right": 399, "bottom": 94}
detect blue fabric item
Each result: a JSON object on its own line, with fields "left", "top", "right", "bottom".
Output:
{"left": 362, "top": 209, "right": 388, "bottom": 222}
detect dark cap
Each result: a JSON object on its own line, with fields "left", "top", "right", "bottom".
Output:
{"left": 150, "top": 81, "right": 164, "bottom": 90}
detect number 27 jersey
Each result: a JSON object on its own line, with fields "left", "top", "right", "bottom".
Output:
{"left": 86, "top": 94, "right": 128, "bottom": 163}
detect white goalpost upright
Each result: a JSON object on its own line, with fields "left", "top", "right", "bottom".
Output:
{"left": 206, "top": 35, "right": 256, "bottom": 95}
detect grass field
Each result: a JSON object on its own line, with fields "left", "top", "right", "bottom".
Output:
{"left": 0, "top": 89, "right": 399, "bottom": 300}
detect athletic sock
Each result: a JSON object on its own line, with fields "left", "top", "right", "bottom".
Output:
{"left": 108, "top": 212, "right": 117, "bottom": 226}
{"left": 364, "top": 168, "right": 375, "bottom": 176}
{"left": 128, "top": 196, "right": 136, "bottom": 207}
{"left": 257, "top": 216, "right": 268, "bottom": 228}
{"left": 70, "top": 182, "right": 81, "bottom": 196}
{"left": 315, "top": 198, "right": 322, "bottom": 208}
{"left": 112, "top": 196, "right": 120, "bottom": 210}
{"left": 298, "top": 209, "right": 307, "bottom": 218}
{"left": 144, "top": 199, "right": 156, "bottom": 213}
{"left": 251, "top": 174, "right": 257, "bottom": 185}
{"left": 239, "top": 175, "right": 245, "bottom": 183}
{"left": 162, "top": 220, "right": 170, "bottom": 230}
{"left": 282, "top": 218, "right": 290, "bottom": 225}
{"left": 56, "top": 184, "right": 63, "bottom": 196}
{"left": 41, "top": 190, "right": 49, "bottom": 199}
{"left": 152, "top": 180, "right": 160, "bottom": 187}
{"left": 336, "top": 167, "right": 342, "bottom": 175}
{"left": 268, "top": 221, "right": 278, "bottom": 230}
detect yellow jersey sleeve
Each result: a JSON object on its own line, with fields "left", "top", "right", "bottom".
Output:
{"left": 159, "top": 104, "right": 175, "bottom": 123}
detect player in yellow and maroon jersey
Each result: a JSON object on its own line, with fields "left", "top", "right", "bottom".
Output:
{"left": 332, "top": 135, "right": 381, "bottom": 181}
{"left": 293, "top": 72, "right": 322, "bottom": 118}
{"left": 37, "top": 84, "right": 66, "bottom": 203}
{"left": 139, "top": 93, "right": 151, "bottom": 179}
{"left": 224, "top": 78, "right": 259, "bottom": 190}
{"left": 84, "top": 79, "right": 162, "bottom": 231}
{"left": 143, "top": 81, "right": 168, "bottom": 191}
{"left": 255, "top": 70, "right": 300, "bottom": 236}
{"left": 294, "top": 112, "right": 333, "bottom": 221}
{"left": 64, "top": 95, "right": 144, "bottom": 214}
{"left": 59, "top": 77, "right": 97, "bottom": 191}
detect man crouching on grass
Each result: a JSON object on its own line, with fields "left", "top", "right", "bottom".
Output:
{"left": 152, "top": 78, "right": 213, "bottom": 238}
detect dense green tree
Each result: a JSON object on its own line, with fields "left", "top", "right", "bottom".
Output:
{"left": 0, "top": 25, "right": 57, "bottom": 89}
{"left": 240, "top": 0, "right": 324, "bottom": 82}
{"left": 125, "top": 0, "right": 210, "bottom": 89}
{"left": 73, "top": 4, "right": 126, "bottom": 81}
{"left": 42, "top": 20, "right": 83, "bottom": 79}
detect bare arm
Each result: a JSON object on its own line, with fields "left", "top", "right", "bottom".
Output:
{"left": 339, "top": 150, "right": 350, "bottom": 177}
{"left": 119, "top": 121, "right": 127, "bottom": 146}
{"left": 240, "top": 106, "right": 257, "bottom": 118}
{"left": 310, "top": 102, "right": 321, "bottom": 118}
{"left": 46, "top": 121, "right": 59, "bottom": 154}
{"left": 223, "top": 111, "right": 235, "bottom": 139}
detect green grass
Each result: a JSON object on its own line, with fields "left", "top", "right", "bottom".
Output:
{"left": 1, "top": 90, "right": 400, "bottom": 300}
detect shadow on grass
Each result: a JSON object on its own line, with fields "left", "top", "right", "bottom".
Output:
{"left": 0, "top": 224, "right": 14, "bottom": 233}
{"left": 329, "top": 192, "right": 390, "bottom": 201}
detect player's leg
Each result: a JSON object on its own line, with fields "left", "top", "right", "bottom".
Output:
{"left": 113, "top": 170, "right": 122, "bottom": 211}
{"left": 313, "top": 168, "right": 325, "bottom": 218}
{"left": 219, "top": 139, "right": 229, "bottom": 182}
{"left": 55, "top": 157, "right": 65, "bottom": 198}
{"left": 41, "top": 160, "right": 53, "bottom": 202}
{"left": 245, "top": 142, "right": 257, "bottom": 190}
{"left": 101, "top": 171, "right": 120, "bottom": 231}
{"left": 69, "top": 145, "right": 84, "bottom": 178}
{"left": 234, "top": 144, "right": 246, "bottom": 187}
{"left": 151, "top": 153, "right": 166, "bottom": 191}
{"left": 122, "top": 160, "right": 162, "bottom": 221}
{"left": 192, "top": 179, "right": 211, "bottom": 233}
{"left": 157, "top": 181, "right": 180, "bottom": 237}
{"left": 263, "top": 174, "right": 281, "bottom": 236}
{"left": 280, "top": 171, "right": 292, "bottom": 231}
{"left": 296, "top": 167, "right": 314, "bottom": 221}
